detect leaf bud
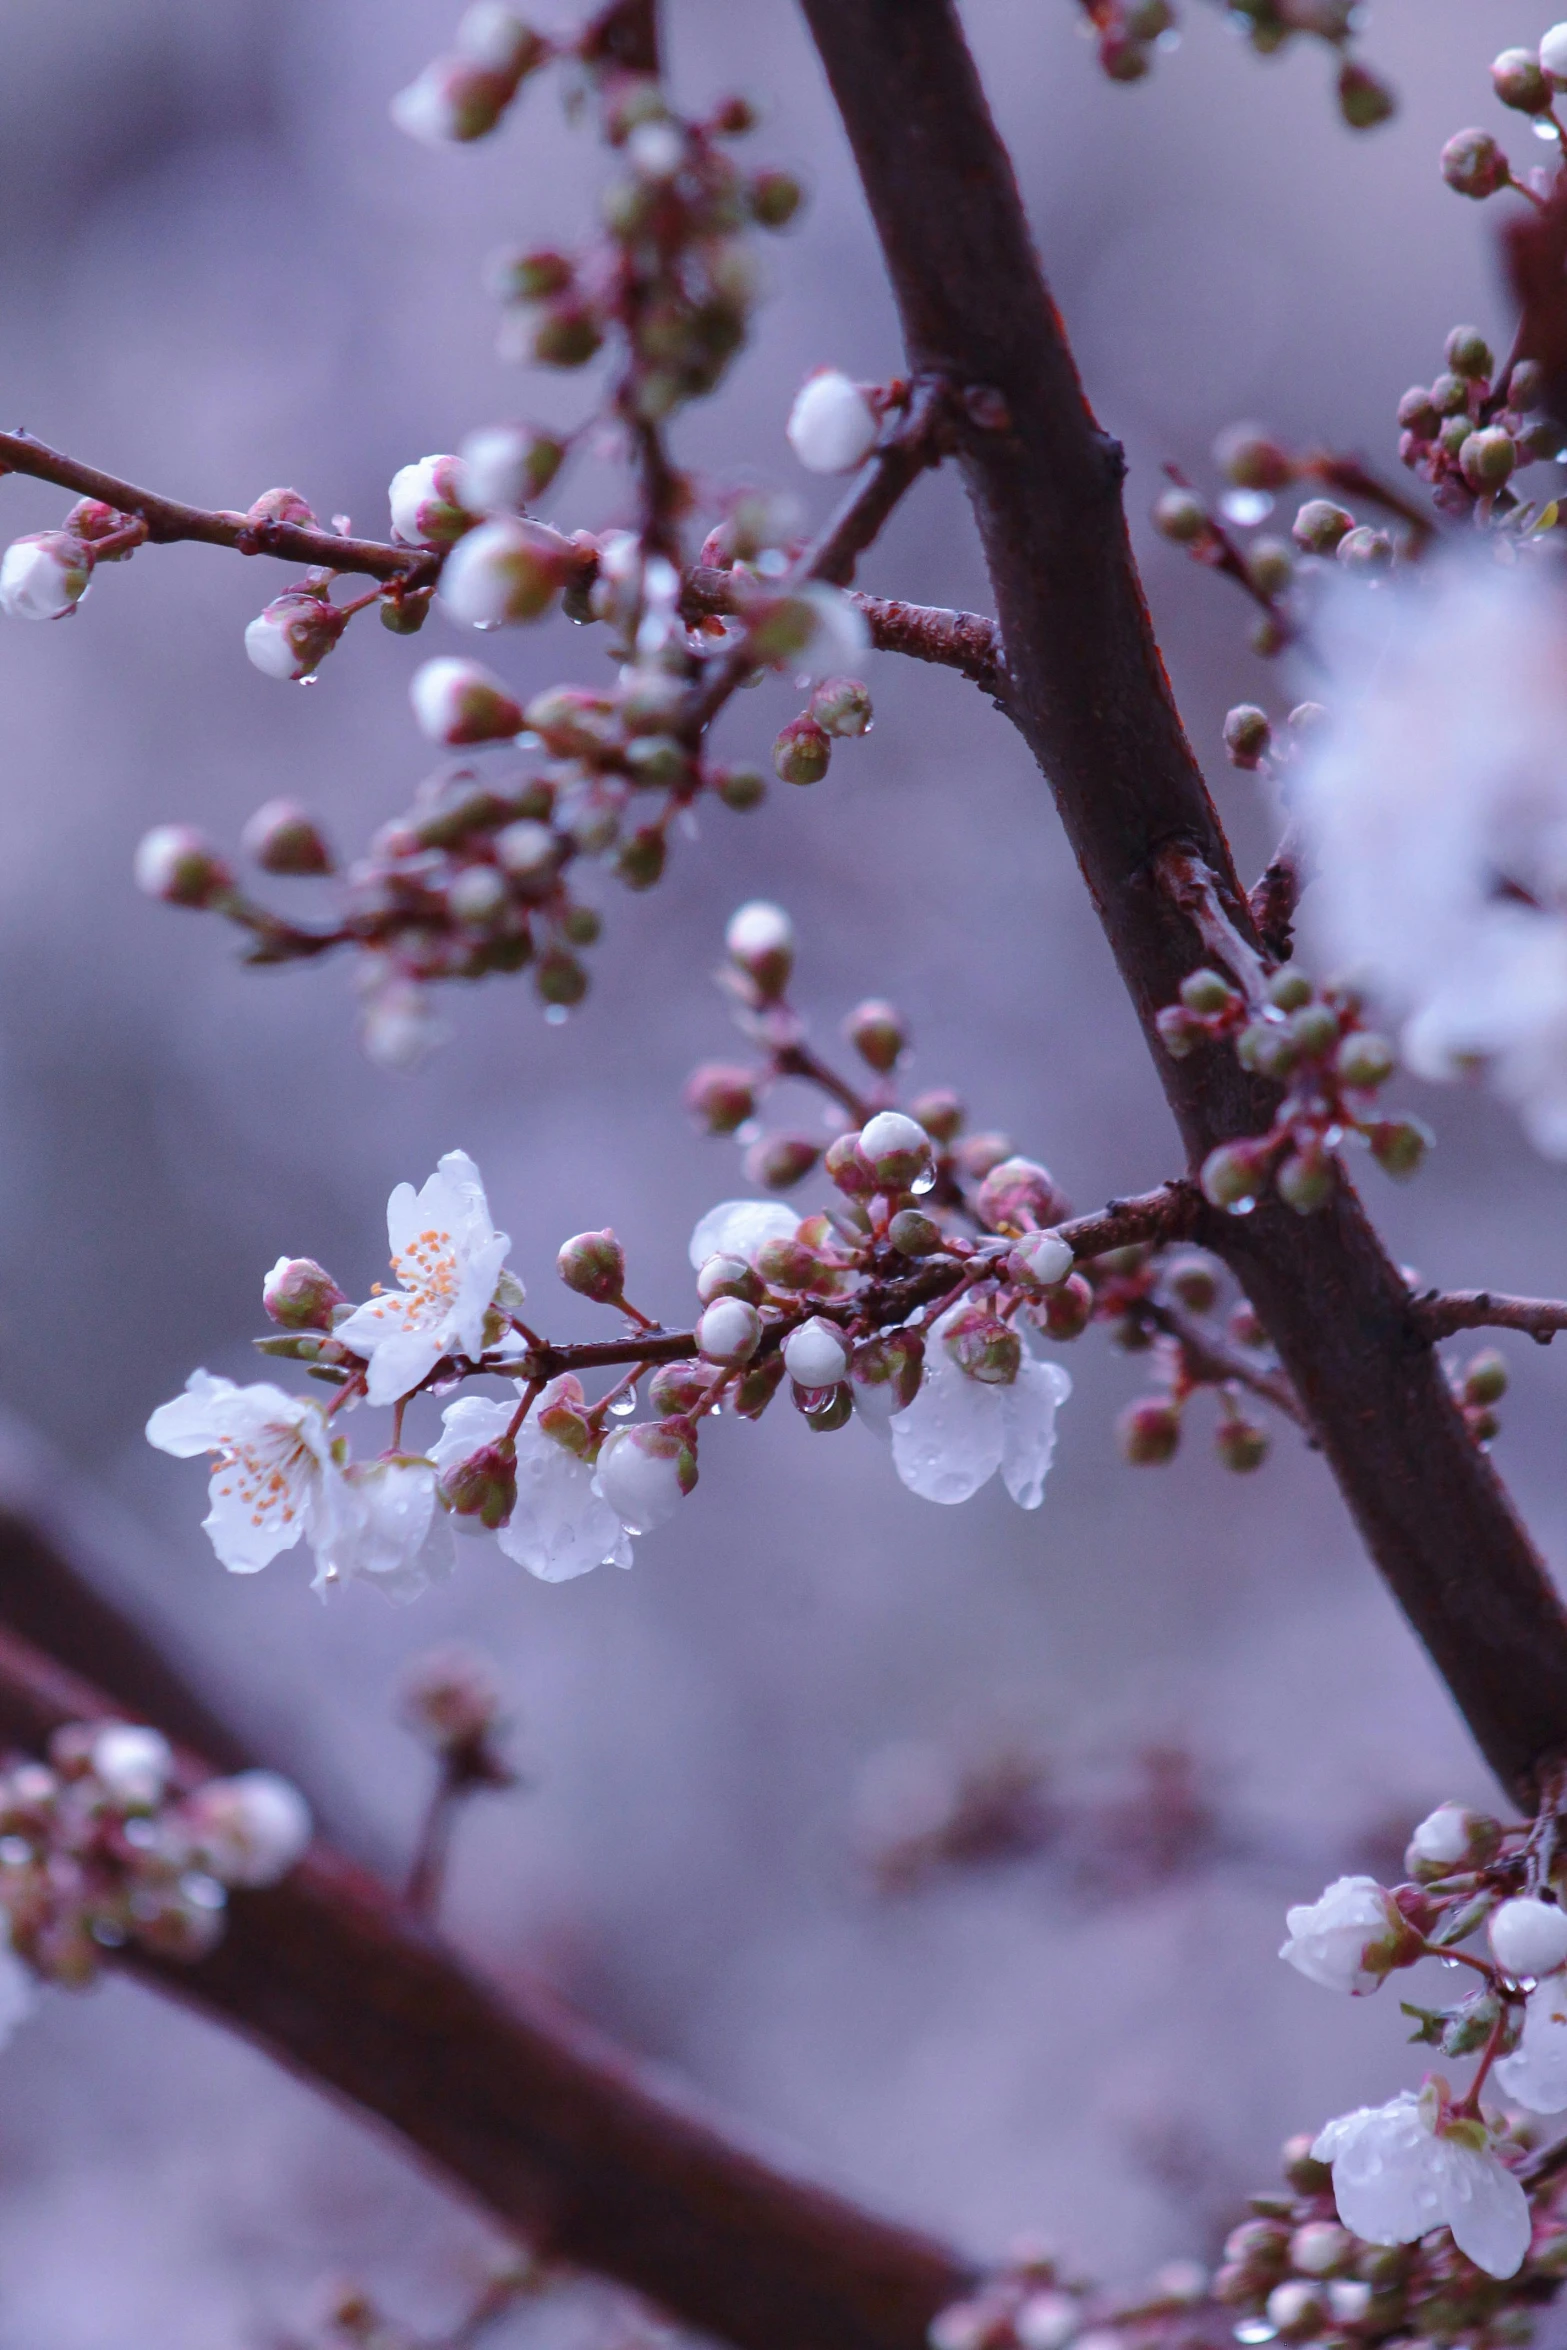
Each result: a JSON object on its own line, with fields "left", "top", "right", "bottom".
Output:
{"left": 745, "top": 1133, "right": 821, "bottom": 1190}
{"left": 1277, "top": 1150, "right": 1334, "bottom": 1215}
{"left": 1200, "top": 1142, "right": 1265, "bottom": 1212}
{"left": 1335, "top": 1030, "right": 1394, "bottom": 1088}
{"left": 685, "top": 1063, "right": 757, "bottom": 1135}
{"left": 888, "top": 1208, "right": 946, "bottom": 1257}
{"left": 784, "top": 1317, "right": 850, "bottom": 1389}
{"left": 557, "top": 1228, "right": 626, "bottom": 1302}
{"left": 439, "top": 1441, "right": 518, "bottom": 1530}
{"left": 1179, "top": 967, "right": 1237, "bottom": 1016}
{"left": 773, "top": 715, "right": 832, "bottom": 786}
{"left": 726, "top": 899, "right": 793, "bottom": 997}
{"left": 1213, "top": 424, "right": 1294, "bottom": 492}
{"left": 810, "top": 676, "right": 873, "bottom": 737}
{"left": 1216, "top": 1415, "right": 1269, "bottom": 1472}
{"left": 1152, "top": 488, "right": 1209, "bottom": 543}
{"left": 1460, "top": 426, "right": 1516, "bottom": 492}
{"left": 976, "top": 1155, "right": 1070, "bottom": 1234}
{"left": 943, "top": 1309, "right": 1021, "bottom": 1386}
{"left": 846, "top": 998, "right": 906, "bottom": 1072}
{"left": 860, "top": 1109, "right": 935, "bottom": 1190}
{"left": 1336, "top": 60, "right": 1394, "bottom": 129}
{"left": 263, "top": 1256, "right": 348, "bottom": 1331}
{"left": 1368, "top": 1117, "right": 1430, "bottom": 1179}
{"left": 1119, "top": 1397, "right": 1181, "bottom": 1464}
{"left": 133, "top": 824, "right": 233, "bottom": 909}
{"left": 910, "top": 1088, "right": 963, "bottom": 1143}
{"left": 697, "top": 1296, "right": 763, "bottom": 1365}
{"left": 754, "top": 1236, "right": 822, "bottom": 1291}
{"left": 1440, "top": 128, "right": 1511, "bottom": 199}
{"left": 410, "top": 657, "right": 524, "bottom": 746}
{"left": 1223, "top": 704, "right": 1272, "bottom": 770}
{"left": 1291, "top": 498, "right": 1355, "bottom": 554}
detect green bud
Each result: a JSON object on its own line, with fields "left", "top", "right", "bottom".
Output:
{"left": 1180, "top": 967, "right": 1237, "bottom": 1016}
{"left": 1277, "top": 1151, "right": 1334, "bottom": 1214}
{"left": 1446, "top": 324, "right": 1496, "bottom": 380}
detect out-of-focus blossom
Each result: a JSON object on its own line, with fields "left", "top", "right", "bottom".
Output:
{"left": 182, "top": 1770, "right": 312, "bottom": 1886}
{"left": 786, "top": 370, "right": 880, "bottom": 472}
{"left": 388, "top": 454, "right": 472, "bottom": 550}
{"left": 335, "top": 1151, "right": 512, "bottom": 1404}
{"left": 688, "top": 1199, "right": 800, "bottom": 1269}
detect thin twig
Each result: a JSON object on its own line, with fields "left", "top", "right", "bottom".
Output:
{"left": 1413, "top": 1291, "right": 1567, "bottom": 1346}
{"left": 681, "top": 567, "right": 1005, "bottom": 692}
{"left": 1147, "top": 1296, "right": 1306, "bottom": 1428}
{"left": 806, "top": 376, "right": 955, "bottom": 588}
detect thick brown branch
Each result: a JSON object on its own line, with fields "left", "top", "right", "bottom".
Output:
{"left": 1414, "top": 1292, "right": 1567, "bottom": 1346}
{"left": 0, "top": 431, "right": 437, "bottom": 586}
{"left": 0, "top": 1612, "right": 972, "bottom": 2350}
{"left": 799, "top": 0, "right": 1567, "bottom": 1800}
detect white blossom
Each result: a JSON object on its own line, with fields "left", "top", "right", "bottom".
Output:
{"left": 388, "top": 454, "right": 471, "bottom": 550}
{"left": 458, "top": 423, "right": 537, "bottom": 515}
{"left": 435, "top": 1388, "right": 633, "bottom": 1581}
{"left": 336, "top": 1151, "right": 512, "bottom": 1405}
{"left": 697, "top": 1297, "right": 762, "bottom": 1365}
{"left": 1490, "top": 1894, "right": 1567, "bottom": 1980}
{"left": 145, "top": 1371, "right": 347, "bottom": 1575}
{"left": 890, "top": 1305, "right": 1071, "bottom": 1508}
{"left": 592, "top": 1424, "right": 695, "bottom": 1536}
{"left": 1496, "top": 1966, "right": 1567, "bottom": 2112}
{"left": 313, "top": 1457, "right": 453, "bottom": 1601}
{"left": 688, "top": 1199, "right": 800, "bottom": 1270}
{"left": 1295, "top": 560, "right": 1567, "bottom": 1157}
{"left": 1279, "top": 1874, "right": 1412, "bottom": 1993}
{"left": 786, "top": 370, "right": 880, "bottom": 473}
{"left": 1408, "top": 1801, "right": 1480, "bottom": 1871}
{"left": 184, "top": 1770, "right": 312, "bottom": 1886}
{"left": 0, "top": 531, "right": 92, "bottom": 620}
{"left": 439, "top": 515, "right": 570, "bottom": 628}
{"left": 91, "top": 1725, "right": 174, "bottom": 1809}
{"left": 1312, "top": 2089, "right": 1531, "bottom": 2279}
{"left": 783, "top": 1318, "right": 849, "bottom": 1388}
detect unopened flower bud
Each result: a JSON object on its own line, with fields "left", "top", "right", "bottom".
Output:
{"left": 846, "top": 999, "right": 905, "bottom": 1072}
{"left": 263, "top": 1255, "right": 348, "bottom": 1331}
{"left": 941, "top": 1309, "right": 1020, "bottom": 1386}
{"left": 647, "top": 1360, "right": 719, "bottom": 1416}
{"left": 1334, "top": 1030, "right": 1394, "bottom": 1089}
{"left": 1119, "top": 1397, "right": 1180, "bottom": 1464}
{"left": 1368, "top": 1117, "right": 1430, "bottom": 1179}
{"left": 448, "top": 864, "right": 509, "bottom": 927}
{"left": 439, "top": 1440, "right": 518, "bottom": 1529}
{"left": 388, "top": 454, "right": 472, "bottom": 551}
{"left": 1491, "top": 1894, "right": 1567, "bottom": 1978}
{"left": 1406, "top": 1801, "right": 1502, "bottom": 1881}
{"left": 976, "top": 1155, "right": 1069, "bottom": 1234}
{"left": 726, "top": 900, "right": 793, "bottom": 997}
{"left": 91, "top": 1724, "right": 173, "bottom": 1809}
{"left": 457, "top": 422, "right": 564, "bottom": 514}
{"left": 824, "top": 1130, "right": 877, "bottom": 1197}
{"left": 0, "top": 529, "right": 92, "bottom": 619}
{"left": 184, "top": 1768, "right": 312, "bottom": 1886}
{"left": 1444, "top": 324, "right": 1495, "bottom": 382}
{"left": 410, "top": 656, "right": 525, "bottom": 746}
{"left": 745, "top": 1132, "right": 821, "bottom": 1190}
{"left": 440, "top": 516, "right": 574, "bottom": 627}
{"left": 695, "top": 1252, "right": 763, "bottom": 1307}
{"left": 1201, "top": 1143, "right": 1264, "bottom": 1211}
{"left": 244, "top": 591, "right": 346, "bottom": 681}
{"left": 1460, "top": 426, "right": 1517, "bottom": 492}
{"left": 134, "top": 824, "right": 232, "bottom": 909}
{"left": 1493, "top": 47, "right": 1552, "bottom": 112}
{"left": 1277, "top": 1151, "right": 1333, "bottom": 1215}
{"left": 727, "top": 1350, "right": 785, "bottom": 1419}
{"left": 1179, "top": 968, "right": 1237, "bottom": 1016}
{"left": 697, "top": 1296, "right": 763, "bottom": 1365}
{"left": 557, "top": 1228, "right": 626, "bottom": 1303}
{"left": 859, "top": 1109, "right": 935, "bottom": 1190}
{"left": 810, "top": 676, "right": 873, "bottom": 737}
{"left": 1461, "top": 1349, "right": 1508, "bottom": 1409}
{"left": 494, "top": 819, "right": 558, "bottom": 887}
{"left": 1441, "top": 127, "right": 1511, "bottom": 199}
{"left": 1217, "top": 1416, "right": 1269, "bottom": 1472}
{"left": 1397, "top": 386, "right": 1441, "bottom": 438}
{"left": 1152, "top": 488, "right": 1209, "bottom": 543}
{"left": 1008, "top": 1230, "right": 1074, "bottom": 1292}
{"left": 1337, "top": 60, "right": 1394, "bottom": 129}
{"left": 1545, "top": 23, "right": 1567, "bottom": 84}
{"left": 391, "top": 55, "right": 519, "bottom": 144}
{"left": 1266, "top": 2282, "right": 1326, "bottom": 2337}
{"left": 1214, "top": 424, "right": 1294, "bottom": 491}
{"left": 754, "top": 1235, "right": 821, "bottom": 1290}
{"left": 1029, "top": 1270, "right": 1089, "bottom": 1341}
{"left": 1155, "top": 1004, "right": 1201, "bottom": 1058}
{"left": 454, "top": 4, "right": 547, "bottom": 76}
{"left": 614, "top": 826, "right": 667, "bottom": 892}
{"left": 714, "top": 766, "right": 767, "bottom": 811}
{"left": 1292, "top": 499, "right": 1355, "bottom": 554}
{"left": 773, "top": 715, "right": 832, "bottom": 786}
{"left": 593, "top": 1421, "right": 697, "bottom": 1532}
{"left": 888, "top": 1208, "right": 945, "bottom": 1257}
{"left": 783, "top": 1316, "right": 850, "bottom": 1389}
{"left": 685, "top": 1063, "right": 756, "bottom": 1135}
{"left": 1223, "top": 704, "right": 1272, "bottom": 770}
{"left": 241, "top": 799, "right": 333, "bottom": 875}
{"left": 1335, "top": 524, "right": 1393, "bottom": 571}
{"left": 400, "top": 1644, "right": 503, "bottom": 1751}
{"left": 786, "top": 370, "right": 880, "bottom": 473}
{"left": 908, "top": 1088, "right": 963, "bottom": 1144}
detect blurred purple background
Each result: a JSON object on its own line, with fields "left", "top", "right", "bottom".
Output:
{"left": 1, "top": 1, "right": 1565, "bottom": 2340}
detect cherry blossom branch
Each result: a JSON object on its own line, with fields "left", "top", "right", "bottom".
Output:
{"left": 0, "top": 1610, "right": 973, "bottom": 2350}
{"left": 681, "top": 568, "right": 1004, "bottom": 692}
{"left": 0, "top": 431, "right": 438, "bottom": 587}
{"left": 1413, "top": 1291, "right": 1567, "bottom": 1346}
{"left": 805, "top": 377, "right": 956, "bottom": 588}
{"left": 798, "top": 0, "right": 1567, "bottom": 1800}
{"left": 1144, "top": 1296, "right": 1304, "bottom": 1428}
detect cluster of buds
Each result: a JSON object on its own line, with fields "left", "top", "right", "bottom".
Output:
{"left": 1396, "top": 330, "right": 1561, "bottom": 524}
{"left": 0, "top": 1721, "right": 310, "bottom": 1989}
{"left": 931, "top": 2243, "right": 1215, "bottom": 2350}
{"left": 1074, "top": 0, "right": 1393, "bottom": 125}
{"left": 1447, "top": 1348, "right": 1510, "bottom": 1449}
{"left": 1157, "top": 964, "right": 1429, "bottom": 1216}
{"left": 0, "top": 496, "right": 147, "bottom": 623}
{"left": 1098, "top": 1246, "right": 1278, "bottom": 1471}
{"left": 1440, "top": 28, "right": 1567, "bottom": 205}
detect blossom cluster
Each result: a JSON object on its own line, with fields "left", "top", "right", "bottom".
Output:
{"left": 0, "top": 1720, "right": 309, "bottom": 2041}
{"left": 1439, "top": 29, "right": 1567, "bottom": 206}
{"left": 1396, "top": 334, "right": 1561, "bottom": 525}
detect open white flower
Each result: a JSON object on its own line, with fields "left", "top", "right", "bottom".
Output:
{"left": 434, "top": 1389, "right": 633, "bottom": 1581}
{"left": 1496, "top": 1967, "right": 1567, "bottom": 2112}
{"left": 1280, "top": 1874, "right": 1415, "bottom": 1994}
{"left": 1313, "top": 2089, "right": 1530, "bottom": 2279}
{"left": 890, "top": 1305, "right": 1070, "bottom": 1507}
{"left": 314, "top": 1457, "right": 454, "bottom": 1602}
{"left": 145, "top": 1371, "right": 346, "bottom": 1574}
{"left": 336, "top": 1151, "right": 512, "bottom": 1405}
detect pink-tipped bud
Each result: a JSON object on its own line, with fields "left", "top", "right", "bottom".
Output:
{"left": 697, "top": 1296, "right": 763, "bottom": 1365}
{"left": 943, "top": 1308, "right": 1021, "bottom": 1386}
{"left": 391, "top": 55, "right": 520, "bottom": 144}
{"left": 1405, "top": 1801, "right": 1502, "bottom": 1882}
{"left": 133, "top": 824, "right": 233, "bottom": 908}
{"left": 851, "top": 1330, "right": 924, "bottom": 1413}
{"left": 725, "top": 900, "right": 793, "bottom": 997}
{"left": 744, "top": 1133, "right": 822, "bottom": 1190}
{"left": 786, "top": 370, "right": 880, "bottom": 473}
{"left": 1291, "top": 499, "right": 1355, "bottom": 555}
{"left": 409, "top": 656, "right": 525, "bottom": 746}
{"left": 1008, "top": 1231, "right": 1074, "bottom": 1292}
{"left": 773, "top": 715, "right": 832, "bottom": 786}
{"left": 846, "top": 999, "right": 906, "bottom": 1073}
{"left": 388, "top": 454, "right": 473, "bottom": 550}
{"left": 263, "top": 1256, "right": 348, "bottom": 1331}
{"left": 685, "top": 1063, "right": 757, "bottom": 1135}
{"left": 648, "top": 1359, "right": 721, "bottom": 1416}
{"left": 975, "top": 1156, "right": 1070, "bottom": 1235}
{"left": 64, "top": 497, "right": 141, "bottom": 557}
{"left": 1037, "top": 1271, "right": 1093, "bottom": 1340}
{"left": 593, "top": 1421, "right": 698, "bottom": 1533}
{"left": 557, "top": 1228, "right": 626, "bottom": 1303}
{"left": 439, "top": 516, "right": 574, "bottom": 627}
{"left": 439, "top": 1442, "right": 518, "bottom": 1531}
{"left": 695, "top": 1252, "right": 763, "bottom": 1306}
{"left": 859, "top": 1110, "right": 934, "bottom": 1191}
{"left": 753, "top": 1236, "right": 822, "bottom": 1292}
{"left": 824, "top": 1131, "right": 877, "bottom": 1197}
{"left": 1119, "top": 1397, "right": 1181, "bottom": 1464}
{"left": 1441, "top": 127, "right": 1511, "bottom": 199}
{"left": 810, "top": 676, "right": 874, "bottom": 738}
{"left": 0, "top": 530, "right": 93, "bottom": 620}
{"left": 1494, "top": 47, "right": 1553, "bottom": 113}
{"left": 183, "top": 1768, "right": 312, "bottom": 1886}
{"left": 244, "top": 592, "right": 346, "bottom": 681}
{"left": 733, "top": 1351, "right": 788, "bottom": 1419}
{"left": 241, "top": 799, "right": 334, "bottom": 875}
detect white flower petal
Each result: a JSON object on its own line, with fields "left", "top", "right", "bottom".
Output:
{"left": 501, "top": 1422, "right": 632, "bottom": 1580}
{"left": 688, "top": 1199, "right": 799, "bottom": 1269}
{"left": 998, "top": 1355, "right": 1071, "bottom": 1508}
{"left": 1496, "top": 1970, "right": 1567, "bottom": 2113}
{"left": 1314, "top": 2094, "right": 1446, "bottom": 2245}
{"left": 1433, "top": 2138, "right": 1531, "bottom": 2279}
{"left": 890, "top": 1332, "right": 1005, "bottom": 1504}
